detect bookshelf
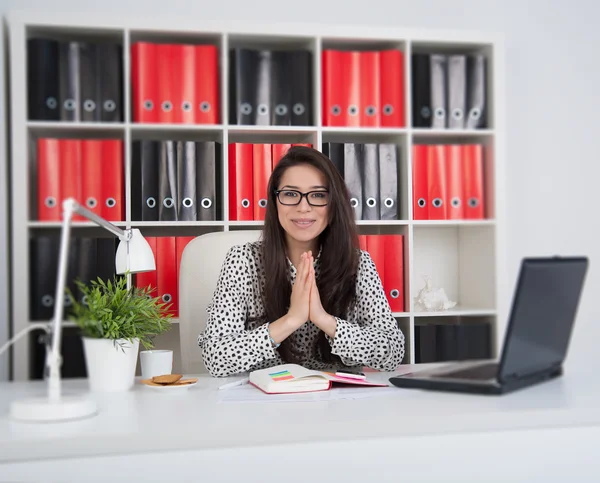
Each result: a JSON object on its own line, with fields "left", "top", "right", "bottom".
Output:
{"left": 6, "top": 11, "right": 507, "bottom": 381}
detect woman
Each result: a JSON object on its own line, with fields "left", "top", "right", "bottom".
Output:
{"left": 198, "top": 146, "right": 405, "bottom": 377}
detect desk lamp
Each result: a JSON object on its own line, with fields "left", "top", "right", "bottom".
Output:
{"left": 8, "top": 198, "right": 156, "bottom": 423}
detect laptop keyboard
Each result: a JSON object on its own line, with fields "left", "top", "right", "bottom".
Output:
{"left": 437, "top": 362, "right": 498, "bottom": 380}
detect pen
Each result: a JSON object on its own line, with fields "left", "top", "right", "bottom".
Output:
{"left": 218, "top": 377, "right": 249, "bottom": 390}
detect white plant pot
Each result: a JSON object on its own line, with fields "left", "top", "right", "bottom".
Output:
{"left": 82, "top": 337, "right": 140, "bottom": 392}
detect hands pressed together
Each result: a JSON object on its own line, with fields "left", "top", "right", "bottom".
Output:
{"left": 287, "top": 251, "right": 337, "bottom": 338}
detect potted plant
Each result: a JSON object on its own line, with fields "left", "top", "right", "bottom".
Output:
{"left": 67, "top": 275, "right": 173, "bottom": 392}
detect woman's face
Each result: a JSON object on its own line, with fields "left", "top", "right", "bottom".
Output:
{"left": 276, "top": 164, "right": 329, "bottom": 245}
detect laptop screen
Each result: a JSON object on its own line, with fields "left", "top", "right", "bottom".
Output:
{"left": 498, "top": 257, "right": 588, "bottom": 381}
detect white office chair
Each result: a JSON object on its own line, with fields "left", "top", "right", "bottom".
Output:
{"left": 178, "top": 230, "right": 263, "bottom": 374}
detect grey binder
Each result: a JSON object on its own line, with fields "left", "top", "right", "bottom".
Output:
{"left": 78, "top": 42, "right": 98, "bottom": 122}
{"left": 466, "top": 54, "right": 486, "bottom": 129}
{"left": 158, "top": 141, "right": 178, "bottom": 221}
{"left": 430, "top": 54, "right": 447, "bottom": 129}
{"left": 344, "top": 143, "right": 362, "bottom": 220}
{"left": 59, "top": 41, "right": 81, "bottom": 121}
{"left": 447, "top": 55, "right": 466, "bottom": 129}
{"left": 361, "top": 143, "right": 380, "bottom": 220}
{"left": 177, "top": 141, "right": 197, "bottom": 221}
{"left": 255, "top": 50, "right": 272, "bottom": 126}
{"left": 379, "top": 143, "right": 398, "bottom": 220}
{"left": 196, "top": 141, "right": 217, "bottom": 221}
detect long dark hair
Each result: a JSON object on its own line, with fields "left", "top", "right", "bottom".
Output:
{"left": 260, "top": 146, "right": 360, "bottom": 365}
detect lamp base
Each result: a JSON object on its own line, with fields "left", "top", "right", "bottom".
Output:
{"left": 10, "top": 394, "right": 98, "bottom": 423}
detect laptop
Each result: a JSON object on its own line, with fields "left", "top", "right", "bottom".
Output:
{"left": 389, "top": 256, "right": 589, "bottom": 395}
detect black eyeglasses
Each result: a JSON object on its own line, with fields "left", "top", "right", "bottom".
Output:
{"left": 275, "top": 189, "right": 330, "bottom": 206}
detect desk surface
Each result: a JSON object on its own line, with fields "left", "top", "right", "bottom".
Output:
{"left": 1, "top": 364, "right": 599, "bottom": 464}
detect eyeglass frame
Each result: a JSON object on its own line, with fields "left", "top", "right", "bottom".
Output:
{"left": 273, "top": 189, "right": 330, "bottom": 206}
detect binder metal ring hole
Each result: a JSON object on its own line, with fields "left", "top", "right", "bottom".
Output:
{"left": 366, "top": 105, "right": 377, "bottom": 116}
{"left": 45, "top": 196, "right": 56, "bottom": 208}
{"left": 240, "top": 103, "right": 252, "bottom": 115}
{"left": 143, "top": 100, "right": 154, "bottom": 111}
{"left": 162, "top": 294, "right": 172, "bottom": 304}
{"left": 146, "top": 197, "right": 156, "bottom": 209}
{"left": 201, "top": 198, "right": 212, "bottom": 209}
{"left": 83, "top": 99, "right": 96, "bottom": 112}
{"left": 390, "top": 289, "right": 400, "bottom": 299}
{"left": 106, "top": 197, "right": 116, "bottom": 208}
{"left": 46, "top": 97, "right": 57, "bottom": 109}
{"left": 162, "top": 101, "right": 173, "bottom": 112}
{"left": 293, "top": 103, "right": 305, "bottom": 115}
{"left": 64, "top": 99, "right": 76, "bottom": 111}
{"left": 452, "top": 108, "right": 463, "bottom": 120}
{"left": 241, "top": 199, "right": 250, "bottom": 208}
{"left": 331, "top": 105, "right": 341, "bottom": 116}
{"left": 182, "top": 197, "right": 194, "bottom": 208}
{"left": 200, "top": 101, "right": 211, "bottom": 112}
{"left": 432, "top": 198, "right": 443, "bottom": 208}
{"left": 258, "top": 103, "right": 269, "bottom": 115}
{"left": 350, "top": 198, "right": 359, "bottom": 208}
{"left": 435, "top": 108, "right": 445, "bottom": 119}
{"left": 86, "top": 197, "right": 97, "bottom": 209}
{"left": 275, "top": 104, "right": 288, "bottom": 116}
{"left": 451, "top": 197, "right": 461, "bottom": 207}
{"left": 41, "top": 295, "right": 54, "bottom": 308}
{"left": 258, "top": 198, "right": 267, "bottom": 208}
{"left": 418, "top": 198, "right": 426, "bottom": 208}
{"left": 348, "top": 104, "right": 358, "bottom": 116}
{"left": 384, "top": 197, "right": 394, "bottom": 208}
{"left": 468, "top": 197, "right": 479, "bottom": 207}
{"left": 469, "top": 108, "right": 481, "bottom": 120}
{"left": 366, "top": 197, "right": 377, "bottom": 207}
{"left": 64, "top": 294, "right": 72, "bottom": 307}
{"left": 182, "top": 101, "right": 192, "bottom": 112}
{"left": 82, "top": 295, "right": 88, "bottom": 306}
{"left": 421, "top": 106, "right": 431, "bottom": 118}
{"left": 383, "top": 104, "right": 393, "bottom": 115}
{"left": 163, "top": 197, "right": 174, "bottom": 208}
{"left": 104, "top": 100, "right": 116, "bottom": 112}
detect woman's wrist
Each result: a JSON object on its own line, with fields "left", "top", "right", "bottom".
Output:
{"left": 313, "top": 313, "right": 337, "bottom": 338}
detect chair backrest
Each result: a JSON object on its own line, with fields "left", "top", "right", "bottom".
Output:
{"left": 178, "top": 230, "right": 263, "bottom": 374}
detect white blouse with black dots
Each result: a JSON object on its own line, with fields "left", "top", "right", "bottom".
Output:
{"left": 197, "top": 241, "right": 405, "bottom": 377}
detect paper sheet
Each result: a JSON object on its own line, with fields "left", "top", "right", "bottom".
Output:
{"left": 216, "top": 384, "right": 401, "bottom": 404}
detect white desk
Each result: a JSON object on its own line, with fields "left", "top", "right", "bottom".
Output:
{"left": 1, "top": 364, "right": 599, "bottom": 482}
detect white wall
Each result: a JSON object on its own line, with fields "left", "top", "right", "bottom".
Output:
{"left": 1, "top": 0, "right": 599, "bottom": 375}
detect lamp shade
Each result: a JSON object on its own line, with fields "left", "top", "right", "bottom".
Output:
{"left": 115, "top": 229, "right": 156, "bottom": 274}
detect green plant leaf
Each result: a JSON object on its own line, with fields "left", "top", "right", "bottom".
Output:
{"left": 66, "top": 272, "right": 172, "bottom": 347}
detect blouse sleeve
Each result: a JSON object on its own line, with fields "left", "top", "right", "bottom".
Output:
{"left": 326, "top": 251, "right": 405, "bottom": 371}
{"left": 197, "top": 245, "right": 277, "bottom": 377}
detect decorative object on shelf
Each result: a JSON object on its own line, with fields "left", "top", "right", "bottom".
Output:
{"left": 413, "top": 276, "right": 457, "bottom": 312}
{"left": 8, "top": 198, "right": 156, "bottom": 423}
{"left": 68, "top": 275, "right": 173, "bottom": 392}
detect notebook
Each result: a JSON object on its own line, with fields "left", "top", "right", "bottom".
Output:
{"left": 249, "top": 364, "right": 388, "bottom": 394}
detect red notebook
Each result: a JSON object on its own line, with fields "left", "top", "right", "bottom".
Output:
{"left": 249, "top": 364, "right": 388, "bottom": 394}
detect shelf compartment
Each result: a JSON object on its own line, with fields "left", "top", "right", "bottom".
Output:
{"left": 413, "top": 314, "right": 494, "bottom": 363}
{"left": 412, "top": 224, "right": 496, "bottom": 313}
{"left": 409, "top": 42, "right": 494, "bottom": 131}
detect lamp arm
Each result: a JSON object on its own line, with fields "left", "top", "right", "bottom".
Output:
{"left": 47, "top": 200, "right": 75, "bottom": 401}
{"left": 70, "top": 199, "right": 130, "bottom": 241}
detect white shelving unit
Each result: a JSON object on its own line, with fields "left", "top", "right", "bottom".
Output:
{"left": 6, "top": 10, "right": 507, "bottom": 380}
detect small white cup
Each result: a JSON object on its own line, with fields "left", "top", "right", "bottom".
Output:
{"left": 140, "top": 350, "right": 173, "bottom": 379}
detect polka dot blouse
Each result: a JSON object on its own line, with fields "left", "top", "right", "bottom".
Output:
{"left": 197, "top": 241, "right": 405, "bottom": 377}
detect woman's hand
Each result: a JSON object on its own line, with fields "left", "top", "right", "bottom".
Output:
{"left": 286, "top": 252, "right": 312, "bottom": 327}
{"left": 307, "top": 252, "right": 337, "bottom": 338}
